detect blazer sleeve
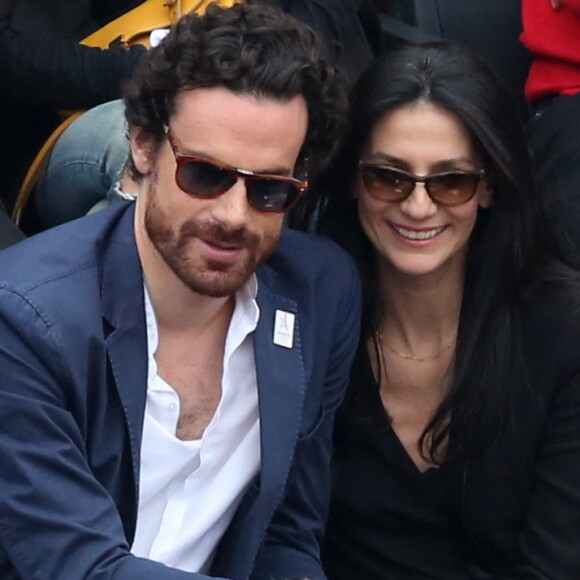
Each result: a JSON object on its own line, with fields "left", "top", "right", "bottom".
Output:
{"left": 503, "top": 365, "right": 580, "bottom": 580}
{"left": 249, "top": 254, "right": 362, "bottom": 580}
{"left": 0, "top": 287, "right": 227, "bottom": 580}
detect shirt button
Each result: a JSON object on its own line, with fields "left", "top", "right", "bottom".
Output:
{"left": 168, "top": 402, "right": 177, "bottom": 411}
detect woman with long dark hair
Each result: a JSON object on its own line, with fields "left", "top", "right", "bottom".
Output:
{"left": 308, "top": 41, "right": 580, "bottom": 579}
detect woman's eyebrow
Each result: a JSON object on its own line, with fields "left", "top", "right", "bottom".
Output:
{"left": 430, "top": 157, "right": 478, "bottom": 172}
{"left": 363, "top": 152, "right": 412, "bottom": 171}
{"left": 363, "top": 153, "right": 478, "bottom": 173}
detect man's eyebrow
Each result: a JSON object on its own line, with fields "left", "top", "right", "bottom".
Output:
{"left": 172, "top": 146, "right": 294, "bottom": 176}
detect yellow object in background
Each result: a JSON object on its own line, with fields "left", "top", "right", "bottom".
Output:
{"left": 82, "top": 0, "right": 239, "bottom": 49}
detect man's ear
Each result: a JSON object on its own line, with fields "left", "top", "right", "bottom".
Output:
{"left": 129, "top": 126, "right": 154, "bottom": 176}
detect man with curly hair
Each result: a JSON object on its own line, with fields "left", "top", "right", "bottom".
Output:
{"left": 0, "top": 3, "right": 361, "bottom": 579}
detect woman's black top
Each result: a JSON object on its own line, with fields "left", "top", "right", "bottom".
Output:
{"left": 322, "top": 386, "right": 476, "bottom": 580}
{"left": 323, "top": 290, "right": 580, "bottom": 579}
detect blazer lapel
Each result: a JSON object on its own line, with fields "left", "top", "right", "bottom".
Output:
{"left": 213, "top": 264, "right": 307, "bottom": 578}
{"left": 254, "top": 265, "right": 306, "bottom": 509}
{"left": 100, "top": 205, "right": 148, "bottom": 535}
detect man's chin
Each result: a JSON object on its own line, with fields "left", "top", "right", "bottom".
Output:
{"left": 176, "top": 268, "right": 253, "bottom": 298}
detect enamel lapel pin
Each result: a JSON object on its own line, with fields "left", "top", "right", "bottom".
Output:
{"left": 273, "top": 309, "right": 295, "bottom": 349}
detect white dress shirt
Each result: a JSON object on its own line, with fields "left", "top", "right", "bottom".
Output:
{"left": 131, "top": 277, "right": 260, "bottom": 572}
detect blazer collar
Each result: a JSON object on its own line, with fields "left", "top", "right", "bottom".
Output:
{"left": 100, "top": 204, "right": 148, "bottom": 529}
{"left": 254, "top": 260, "right": 305, "bottom": 495}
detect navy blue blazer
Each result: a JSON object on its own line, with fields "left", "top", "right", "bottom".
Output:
{"left": 0, "top": 204, "right": 361, "bottom": 580}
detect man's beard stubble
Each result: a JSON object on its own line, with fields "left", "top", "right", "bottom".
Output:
{"left": 144, "top": 183, "right": 281, "bottom": 298}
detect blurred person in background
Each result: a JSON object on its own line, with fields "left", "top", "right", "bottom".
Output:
{"left": 0, "top": 0, "right": 146, "bottom": 212}
{"left": 521, "top": 0, "right": 580, "bottom": 261}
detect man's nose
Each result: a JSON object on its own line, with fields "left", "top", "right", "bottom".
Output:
{"left": 207, "top": 178, "right": 251, "bottom": 229}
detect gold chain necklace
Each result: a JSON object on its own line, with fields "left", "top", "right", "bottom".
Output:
{"left": 376, "top": 330, "right": 455, "bottom": 362}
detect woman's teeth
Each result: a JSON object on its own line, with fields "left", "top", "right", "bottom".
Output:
{"left": 393, "top": 225, "right": 444, "bottom": 240}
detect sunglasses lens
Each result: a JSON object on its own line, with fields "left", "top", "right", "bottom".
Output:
{"left": 247, "top": 178, "right": 299, "bottom": 212}
{"left": 360, "top": 166, "right": 414, "bottom": 200}
{"left": 176, "top": 159, "right": 234, "bottom": 197}
{"left": 173, "top": 153, "right": 303, "bottom": 213}
{"left": 427, "top": 173, "right": 480, "bottom": 205}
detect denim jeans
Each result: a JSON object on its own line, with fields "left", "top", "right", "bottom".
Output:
{"left": 34, "top": 99, "right": 131, "bottom": 229}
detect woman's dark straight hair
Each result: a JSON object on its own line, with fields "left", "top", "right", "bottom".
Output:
{"left": 297, "top": 41, "right": 574, "bottom": 463}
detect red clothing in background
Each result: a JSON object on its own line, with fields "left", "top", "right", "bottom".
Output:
{"left": 521, "top": 0, "right": 580, "bottom": 101}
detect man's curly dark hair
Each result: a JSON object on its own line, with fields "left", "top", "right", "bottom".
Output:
{"left": 123, "top": 0, "right": 347, "bottom": 179}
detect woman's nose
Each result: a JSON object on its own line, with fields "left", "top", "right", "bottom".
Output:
{"left": 399, "top": 182, "right": 438, "bottom": 220}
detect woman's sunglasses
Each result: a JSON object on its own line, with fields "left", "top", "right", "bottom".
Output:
{"left": 166, "top": 131, "right": 308, "bottom": 214}
{"left": 358, "top": 162, "right": 485, "bottom": 207}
